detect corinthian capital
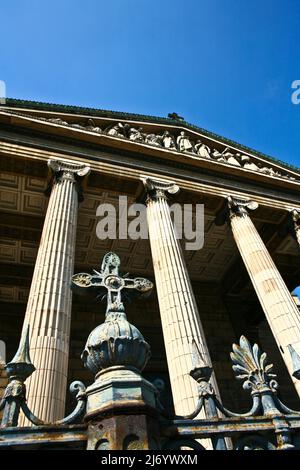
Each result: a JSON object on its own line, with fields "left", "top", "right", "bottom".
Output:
{"left": 227, "top": 196, "right": 258, "bottom": 218}
{"left": 141, "top": 177, "right": 180, "bottom": 201}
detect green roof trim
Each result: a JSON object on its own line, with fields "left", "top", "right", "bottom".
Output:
{"left": 2, "top": 98, "right": 300, "bottom": 173}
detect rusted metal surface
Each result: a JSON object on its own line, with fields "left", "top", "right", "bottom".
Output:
{"left": 0, "top": 424, "right": 87, "bottom": 448}
{"left": 86, "top": 414, "right": 160, "bottom": 450}
{"left": 85, "top": 399, "right": 159, "bottom": 422}
{"left": 157, "top": 336, "right": 300, "bottom": 449}
{"left": 162, "top": 414, "right": 300, "bottom": 439}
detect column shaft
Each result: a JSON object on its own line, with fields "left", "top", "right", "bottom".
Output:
{"left": 144, "top": 179, "right": 219, "bottom": 417}
{"left": 228, "top": 198, "right": 300, "bottom": 396}
{"left": 20, "top": 160, "right": 90, "bottom": 424}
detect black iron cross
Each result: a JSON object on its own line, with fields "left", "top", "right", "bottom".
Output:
{"left": 71, "top": 252, "right": 153, "bottom": 314}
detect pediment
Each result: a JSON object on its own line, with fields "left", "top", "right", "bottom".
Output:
{"left": 0, "top": 102, "right": 299, "bottom": 187}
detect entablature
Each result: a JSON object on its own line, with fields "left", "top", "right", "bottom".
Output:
{"left": 0, "top": 105, "right": 299, "bottom": 194}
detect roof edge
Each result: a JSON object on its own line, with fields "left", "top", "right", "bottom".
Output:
{"left": 3, "top": 98, "right": 300, "bottom": 173}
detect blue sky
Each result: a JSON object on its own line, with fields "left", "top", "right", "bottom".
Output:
{"left": 1, "top": 0, "right": 299, "bottom": 166}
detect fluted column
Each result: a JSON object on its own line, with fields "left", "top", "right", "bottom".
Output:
{"left": 227, "top": 196, "right": 300, "bottom": 397}
{"left": 20, "top": 159, "right": 90, "bottom": 424}
{"left": 143, "top": 177, "right": 219, "bottom": 417}
{"left": 291, "top": 209, "right": 300, "bottom": 247}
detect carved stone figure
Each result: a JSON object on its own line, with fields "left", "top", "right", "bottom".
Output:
{"left": 87, "top": 126, "right": 102, "bottom": 133}
{"left": 211, "top": 147, "right": 240, "bottom": 166}
{"left": 128, "top": 127, "right": 145, "bottom": 142}
{"left": 227, "top": 155, "right": 241, "bottom": 167}
{"left": 176, "top": 131, "right": 193, "bottom": 153}
{"left": 194, "top": 140, "right": 211, "bottom": 158}
{"left": 219, "top": 148, "right": 240, "bottom": 166}
{"left": 162, "top": 131, "right": 176, "bottom": 149}
{"left": 122, "top": 123, "right": 131, "bottom": 138}
{"left": 257, "top": 165, "right": 277, "bottom": 176}
{"left": 211, "top": 148, "right": 223, "bottom": 159}
{"left": 211, "top": 148, "right": 228, "bottom": 163}
{"left": 282, "top": 174, "right": 295, "bottom": 180}
{"left": 145, "top": 133, "right": 162, "bottom": 147}
{"left": 48, "top": 118, "right": 69, "bottom": 126}
{"left": 238, "top": 154, "right": 259, "bottom": 171}
{"left": 106, "top": 123, "right": 125, "bottom": 138}
{"left": 43, "top": 114, "right": 298, "bottom": 185}
{"left": 85, "top": 119, "right": 102, "bottom": 133}
{"left": 70, "top": 123, "right": 86, "bottom": 130}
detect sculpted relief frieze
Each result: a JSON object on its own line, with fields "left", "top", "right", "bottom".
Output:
{"left": 1, "top": 109, "right": 298, "bottom": 183}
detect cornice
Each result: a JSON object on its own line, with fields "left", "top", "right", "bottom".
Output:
{"left": 0, "top": 109, "right": 299, "bottom": 191}
{"left": 2, "top": 98, "right": 300, "bottom": 174}
{"left": 1, "top": 132, "right": 300, "bottom": 212}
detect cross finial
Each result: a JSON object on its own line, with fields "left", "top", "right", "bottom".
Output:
{"left": 71, "top": 252, "right": 153, "bottom": 316}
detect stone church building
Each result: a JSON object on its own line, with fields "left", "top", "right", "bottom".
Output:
{"left": 0, "top": 99, "right": 300, "bottom": 450}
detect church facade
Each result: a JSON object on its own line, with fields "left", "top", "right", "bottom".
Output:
{"left": 0, "top": 99, "right": 300, "bottom": 450}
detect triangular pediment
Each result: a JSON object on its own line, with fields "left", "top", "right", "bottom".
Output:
{"left": 0, "top": 99, "right": 299, "bottom": 187}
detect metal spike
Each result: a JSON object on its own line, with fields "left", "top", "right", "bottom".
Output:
{"left": 287, "top": 344, "right": 300, "bottom": 380}
{"left": 5, "top": 325, "right": 35, "bottom": 380}
{"left": 190, "top": 339, "right": 212, "bottom": 383}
